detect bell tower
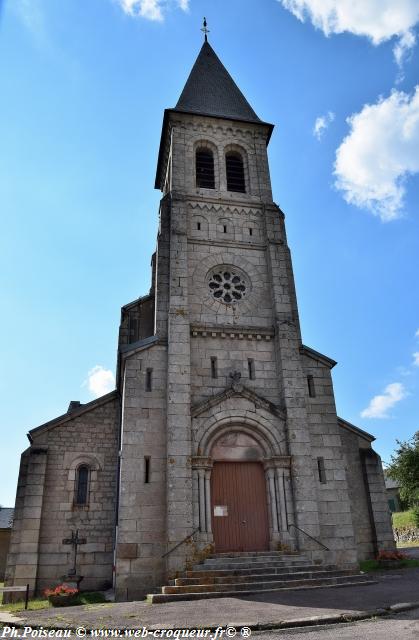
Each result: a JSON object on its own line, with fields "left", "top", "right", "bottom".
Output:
{"left": 153, "top": 36, "right": 327, "bottom": 566}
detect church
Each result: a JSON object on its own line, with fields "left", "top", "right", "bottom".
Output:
{"left": 6, "top": 37, "right": 394, "bottom": 602}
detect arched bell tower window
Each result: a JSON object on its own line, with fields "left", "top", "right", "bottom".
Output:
{"left": 196, "top": 148, "right": 215, "bottom": 189}
{"left": 75, "top": 464, "right": 90, "bottom": 506}
{"left": 226, "top": 151, "right": 246, "bottom": 193}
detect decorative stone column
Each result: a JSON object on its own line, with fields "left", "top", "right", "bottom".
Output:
{"left": 192, "top": 457, "right": 213, "bottom": 543}
{"left": 264, "top": 456, "right": 295, "bottom": 550}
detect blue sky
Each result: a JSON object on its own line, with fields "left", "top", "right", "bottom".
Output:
{"left": 1, "top": 0, "right": 419, "bottom": 506}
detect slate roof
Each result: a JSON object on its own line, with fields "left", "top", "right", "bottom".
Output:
{"left": 174, "top": 41, "right": 262, "bottom": 124}
{"left": 28, "top": 390, "right": 118, "bottom": 441}
{"left": 0, "top": 507, "right": 14, "bottom": 529}
{"left": 337, "top": 417, "right": 375, "bottom": 443}
{"left": 385, "top": 477, "right": 400, "bottom": 490}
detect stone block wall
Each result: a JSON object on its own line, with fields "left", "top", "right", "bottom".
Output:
{"left": 38, "top": 396, "right": 119, "bottom": 593}
{"left": 340, "top": 431, "right": 376, "bottom": 560}
{"left": 5, "top": 447, "right": 46, "bottom": 598}
{"left": 116, "top": 343, "right": 168, "bottom": 601}
{"left": 6, "top": 395, "right": 120, "bottom": 596}
{"left": 167, "top": 114, "right": 272, "bottom": 204}
{"left": 190, "top": 334, "right": 281, "bottom": 408}
{"left": 362, "top": 449, "right": 395, "bottom": 552}
{"left": 302, "top": 355, "right": 358, "bottom": 566}
{"left": 119, "top": 295, "right": 155, "bottom": 347}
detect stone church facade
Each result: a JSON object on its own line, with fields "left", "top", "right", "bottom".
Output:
{"left": 6, "top": 41, "right": 394, "bottom": 601}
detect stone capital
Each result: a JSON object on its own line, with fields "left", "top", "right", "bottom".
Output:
{"left": 263, "top": 455, "right": 291, "bottom": 470}
{"left": 191, "top": 456, "right": 213, "bottom": 470}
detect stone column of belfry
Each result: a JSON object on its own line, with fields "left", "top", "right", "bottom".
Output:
{"left": 165, "top": 184, "right": 194, "bottom": 575}
{"left": 264, "top": 204, "right": 322, "bottom": 552}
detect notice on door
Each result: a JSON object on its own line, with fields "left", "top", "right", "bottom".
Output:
{"left": 214, "top": 505, "right": 228, "bottom": 517}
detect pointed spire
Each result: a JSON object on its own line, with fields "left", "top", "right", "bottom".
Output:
{"left": 174, "top": 41, "right": 261, "bottom": 124}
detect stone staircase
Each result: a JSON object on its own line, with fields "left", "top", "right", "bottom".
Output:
{"left": 148, "top": 551, "right": 375, "bottom": 603}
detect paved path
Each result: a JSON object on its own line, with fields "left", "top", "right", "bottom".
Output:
{"left": 400, "top": 545, "right": 419, "bottom": 558}
{"left": 1, "top": 569, "right": 418, "bottom": 631}
{"left": 256, "top": 608, "right": 419, "bottom": 639}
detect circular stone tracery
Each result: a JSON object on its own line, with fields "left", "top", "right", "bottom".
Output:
{"left": 208, "top": 267, "right": 248, "bottom": 304}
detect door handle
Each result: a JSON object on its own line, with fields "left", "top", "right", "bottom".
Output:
{"left": 241, "top": 520, "right": 247, "bottom": 524}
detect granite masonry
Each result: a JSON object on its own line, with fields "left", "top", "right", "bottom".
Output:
{"left": 5, "top": 40, "right": 394, "bottom": 601}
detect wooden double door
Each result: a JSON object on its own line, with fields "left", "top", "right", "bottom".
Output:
{"left": 211, "top": 461, "right": 269, "bottom": 552}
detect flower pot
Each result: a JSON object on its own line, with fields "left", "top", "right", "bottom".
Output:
{"left": 48, "top": 594, "right": 79, "bottom": 607}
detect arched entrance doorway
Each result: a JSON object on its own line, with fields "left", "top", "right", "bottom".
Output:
{"left": 210, "top": 432, "right": 269, "bottom": 552}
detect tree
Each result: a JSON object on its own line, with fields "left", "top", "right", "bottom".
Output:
{"left": 387, "top": 431, "right": 419, "bottom": 509}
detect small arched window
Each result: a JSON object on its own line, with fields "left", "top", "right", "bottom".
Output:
{"left": 75, "top": 465, "right": 89, "bottom": 505}
{"left": 226, "top": 152, "right": 246, "bottom": 193}
{"left": 196, "top": 148, "right": 215, "bottom": 189}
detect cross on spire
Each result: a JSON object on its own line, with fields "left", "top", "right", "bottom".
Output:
{"left": 201, "top": 17, "right": 209, "bottom": 42}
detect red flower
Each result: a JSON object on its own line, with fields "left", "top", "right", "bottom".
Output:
{"left": 44, "top": 584, "right": 79, "bottom": 597}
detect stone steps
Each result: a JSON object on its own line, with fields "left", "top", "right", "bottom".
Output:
{"left": 147, "top": 551, "right": 374, "bottom": 604}
{"left": 207, "top": 551, "right": 302, "bottom": 559}
{"left": 175, "top": 568, "right": 358, "bottom": 586}
{"left": 186, "top": 563, "right": 327, "bottom": 578}
{"left": 192, "top": 560, "right": 311, "bottom": 571}
{"left": 148, "top": 578, "right": 376, "bottom": 603}
{"left": 163, "top": 572, "right": 368, "bottom": 595}
{"left": 200, "top": 555, "right": 307, "bottom": 566}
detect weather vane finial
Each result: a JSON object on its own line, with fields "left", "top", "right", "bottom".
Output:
{"left": 201, "top": 17, "right": 209, "bottom": 42}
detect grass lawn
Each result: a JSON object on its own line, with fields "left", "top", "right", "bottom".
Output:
{"left": 392, "top": 510, "right": 416, "bottom": 528}
{"left": 360, "top": 558, "right": 419, "bottom": 572}
{"left": 0, "top": 591, "right": 107, "bottom": 613}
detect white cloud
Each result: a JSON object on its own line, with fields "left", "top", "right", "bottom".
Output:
{"left": 279, "top": 0, "right": 419, "bottom": 64}
{"left": 85, "top": 365, "right": 115, "bottom": 398}
{"left": 394, "top": 29, "right": 416, "bottom": 67}
{"left": 394, "top": 30, "right": 417, "bottom": 82}
{"left": 415, "top": 328, "right": 419, "bottom": 337}
{"left": 116, "top": 0, "right": 188, "bottom": 21}
{"left": 334, "top": 87, "right": 419, "bottom": 221}
{"left": 361, "top": 382, "right": 407, "bottom": 418}
{"left": 118, "top": 0, "right": 163, "bottom": 20}
{"left": 413, "top": 352, "right": 419, "bottom": 366}
{"left": 177, "top": 0, "right": 189, "bottom": 10}
{"left": 313, "top": 111, "right": 335, "bottom": 140}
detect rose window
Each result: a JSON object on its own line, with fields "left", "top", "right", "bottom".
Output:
{"left": 208, "top": 269, "right": 247, "bottom": 304}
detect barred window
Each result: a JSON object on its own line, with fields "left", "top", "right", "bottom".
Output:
{"left": 75, "top": 465, "right": 89, "bottom": 505}
{"left": 196, "top": 149, "right": 215, "bottom": 189}
{"left": 226, "top": 152, "right": 245, "bottom": 193}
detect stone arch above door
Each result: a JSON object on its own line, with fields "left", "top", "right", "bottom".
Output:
{"left": 192, "top": 407, "right": 294, "bottom": 550}
{"left": 194, "top": 407, "right": 285, "bottom": 459}
{"left": 211, "top": 432, "right": 264, "bottom": 461}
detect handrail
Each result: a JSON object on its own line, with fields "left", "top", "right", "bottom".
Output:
{"left": 161, "top": 527, "right": 201, "bottom": 559}
{"left": 289, "top": 523, "right": 329, "bottom": 551}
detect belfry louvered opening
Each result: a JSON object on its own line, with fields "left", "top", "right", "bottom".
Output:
{"left": 196, "top": 148, "right": 215, "bottom": 189}
{"left": 226, "top": 152, "right": 245, "bottom": 193}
